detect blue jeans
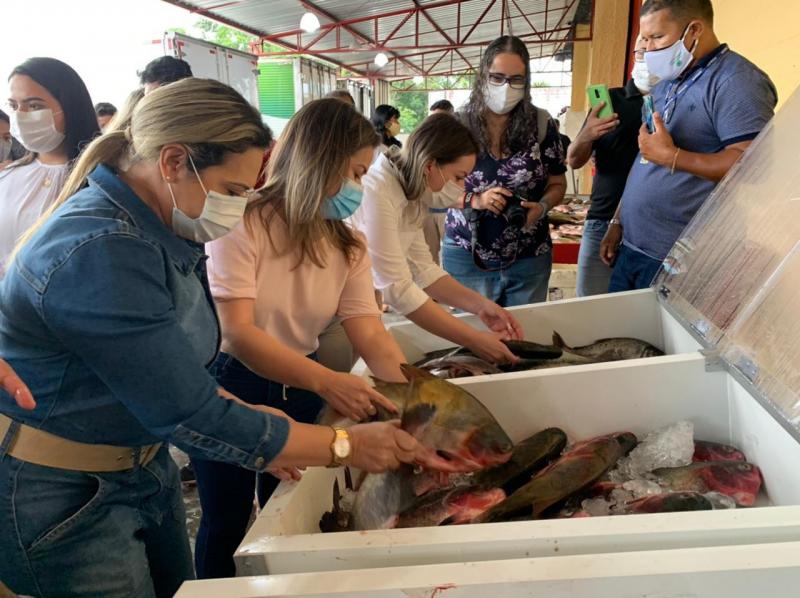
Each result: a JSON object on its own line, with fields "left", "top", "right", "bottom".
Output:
{"left": 608, "top": 244, "right": 664, "bottom": 292}
{"left": 192, "top": 353, "right": 324, "bottom": 579}
{"left": 576, "top": 219, "right": 614, "bottom": 297}
{"left": 441, "top": 243, "right": 552, "bottom": 307}
{"left": 0, "top": 444, "right": 192, "bottom": 597}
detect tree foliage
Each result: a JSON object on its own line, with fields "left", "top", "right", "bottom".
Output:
{"left": 195, "top": 18, "right": 257, "bottom": 52}
{"left": 391, "top": 91, "right": 429, "bottom": 133}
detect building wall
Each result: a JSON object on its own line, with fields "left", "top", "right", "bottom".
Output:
{"left": 714, "top": 0, "right": 800, "bottom": 107}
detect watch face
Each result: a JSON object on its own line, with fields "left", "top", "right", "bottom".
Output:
{"left": 334, "top": 436, "right": 351, "bottom": 459}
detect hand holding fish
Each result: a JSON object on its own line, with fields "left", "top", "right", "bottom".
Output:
{"left": 348, "top": 420, "right": 423, "bottom": 473}
{"left": 317, "top": 371, "right": 400, "bottom": 422}
{"left": 0, "top": 358, "right": 35, "bottom": 410}
{"left": 476, "top": 301, "right": 524, "bottom": 341}
{"left": 465, "top": 330, "right": 520, "bottom": 365}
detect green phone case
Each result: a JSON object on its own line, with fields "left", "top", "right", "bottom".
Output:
{"left": 587, "top": 84, "right": 614, "bottom": 118}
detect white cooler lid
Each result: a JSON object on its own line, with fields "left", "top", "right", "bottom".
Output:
{"left": 653, "top": 85, "right": 800, "bottom": 430}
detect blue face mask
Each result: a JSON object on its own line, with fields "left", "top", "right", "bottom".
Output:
{"left": 322, "top": 178, "right": 363, "bottom": 220}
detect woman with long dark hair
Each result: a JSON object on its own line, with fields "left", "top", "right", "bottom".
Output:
{"left": 371, "top": 104, "right": 402, "bottom": 150}
{"left": 442, "top": 36, "right": 567, "bottom": 307}
{"left": 0, "top": 57, "right": 100, "bottom": 277}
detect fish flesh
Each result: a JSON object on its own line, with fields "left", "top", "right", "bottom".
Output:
{"left": 621, "top": 491, "right": 714, "bottom": 515}
{"left": 552, "top": 331, "right": 664, "bottom": 361}
{"left": 693, "top": 440, "right": 746, "bottom": 463}
{"left": 475, "top": 432, "right": 638, "bottom": 523}
{"left": 471, "top": 428, "right": 568, "bottom": 494}
{"left": 395, "top": 486, "right": 507, "bottom": 528}
{"left": 653, "top": 461, "right": 762, "bottom": 506}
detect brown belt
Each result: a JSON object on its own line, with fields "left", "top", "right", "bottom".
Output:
{"left": 0, "top": 414, "right": 162, "bottom": 473}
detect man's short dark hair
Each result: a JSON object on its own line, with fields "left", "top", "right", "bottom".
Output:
{"left": 138, "top": 56, "right": 193, "bottom": 86}
{"left": 641, "top": 0, "right": 714, "bottom": 25}
{"left": 430, "top": 99, "right": 455, "bottom": 113}
{"left": 94, "top": 102, "right": 117, "bottom": 117}
{"left": 0, "top": 109, "right": 8, "bottom": 124}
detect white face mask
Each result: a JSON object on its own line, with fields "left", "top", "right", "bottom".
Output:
{"left": 631, "top": 60, "right": 658, "bottom": 93}
{"left": 644, "top": 24, "right": 698, "bottom": 83}
{"left": 485, "top": 82, "right": 525, "bottom": 115}
{"left": 423, "top": 163, "right": 464, "bottom": 209}
{"left": 167, "top": 153, "right": 249, "bottom": 244}
{"left": 0, "top": 138, "right": 11, "bottom": 161}
{"left": 10, "top": 109, "right": 65, "bottom": 154}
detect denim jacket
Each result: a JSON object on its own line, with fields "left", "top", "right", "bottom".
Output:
{"left": 0, "top": 164, "right": 288, "bottom": 471}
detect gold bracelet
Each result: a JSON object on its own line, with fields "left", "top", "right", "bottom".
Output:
{"left": 670, "top": 148, "right": 681, "bottom": 175}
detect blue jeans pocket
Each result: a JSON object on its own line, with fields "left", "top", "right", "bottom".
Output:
{"left": 14, "top": 463, "right": 109, "bottom": 554}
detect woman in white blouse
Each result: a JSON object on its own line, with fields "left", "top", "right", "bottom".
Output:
{"left": 0, "top": 58, "right": 100, "bottom": 277}
{"left": 352, "top": 113, "right": 523, "bottom": 363}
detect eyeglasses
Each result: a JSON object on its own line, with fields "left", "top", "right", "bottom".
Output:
{"left": 487, "top": 73, "right": 526, "bottom": 89}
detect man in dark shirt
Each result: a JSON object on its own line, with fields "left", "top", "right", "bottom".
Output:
{"left": 567, "top": 45, "right": 649, "bottom": 296}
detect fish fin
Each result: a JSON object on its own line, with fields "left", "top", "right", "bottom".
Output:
{"left": 551, "top": 331, "right": 571, "bottom": 351}
{"left": 438, "top": 515, "right": 457, "bottom": 526}
{"left": 400, "top": 363, "right": 438, "bottom": 381}
{"left": 344, "top": 467, "right": 354, "bottom": 491}
{"left": 332, "top": 478, "right": 341, "bottom": 511}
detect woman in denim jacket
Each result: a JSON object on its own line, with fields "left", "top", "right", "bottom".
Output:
{"left": 0, "top": 78, "right": 423, "bottom": 597}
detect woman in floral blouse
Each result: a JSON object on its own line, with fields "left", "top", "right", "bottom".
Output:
{"left": 442, "top": 35, "right": 567, "bottom": 307}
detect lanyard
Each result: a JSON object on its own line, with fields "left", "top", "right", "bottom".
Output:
{"left": 663, "top": 46, "right": 729, "bottom": 123}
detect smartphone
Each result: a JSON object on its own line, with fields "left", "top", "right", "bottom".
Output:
{"left": 587, "top": 84, "right": 614, "bottom": 118}
{"left": 642, "top": 95, "right": 656, "bottom": 134}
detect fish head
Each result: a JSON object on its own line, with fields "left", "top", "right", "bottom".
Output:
{"left": 613, "top": 432, "right": 638, "bottom": 456}
{"left": 700, "top": 462, "right": 762, "bottom": 506}
{"left": 399, "top": 365, "right": 513, "bottom": 472}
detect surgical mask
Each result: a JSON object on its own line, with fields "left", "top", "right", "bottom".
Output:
{"left": 644, "top": 24, "right": 698, "bottom": 82}
{"left": 387, "top": 121, "right": 401, "bottom": 137}
{"left": 10, "top": 109, "right": 65, "bottom": 154}
{"left": 167, "top": 153, "right": 248, "bottom": 243}
{"left": 0, "top": 138, "right": 11, "bottom": 161}
{"left": 423, "top": 163, "right": 464, "bottom": 209}
{"left": 485, "top": 82, "right": 525, "bottom": 115}
{"left": 322, "top": 178, "right": 363, "bottom": 220}
{"left": 631, "top": 60, "right": 658, "bottom": 93}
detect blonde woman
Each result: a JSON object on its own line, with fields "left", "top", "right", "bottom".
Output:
{"left": 352, "top": 113, "right": 523, "bottom": 364}
{"left": 0, "top": 80, "right": 423, "bottom": 596}
{"left": 196, "top": 98, "right": 415, "bottom": 578}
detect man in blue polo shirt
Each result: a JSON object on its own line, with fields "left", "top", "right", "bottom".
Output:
{"left": 601, "top": 0, "right": 777, "bottom": 291}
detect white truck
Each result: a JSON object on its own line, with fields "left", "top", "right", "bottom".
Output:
{"left": 152, "top": 31, "right": 260, "bottom": 109}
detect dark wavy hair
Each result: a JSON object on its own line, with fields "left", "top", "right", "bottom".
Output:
{"left": 371, "top": 104, "right": 401, "bottom": 146}
{"left": 8, "top": 57, "right": 100, "bottom": 164}
{"left": 461, "top": 36, "right": 538, "bottom": 156}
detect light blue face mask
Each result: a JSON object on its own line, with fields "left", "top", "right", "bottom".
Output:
{"left": 322, "top": 178, "right": 363, "bottom": 220}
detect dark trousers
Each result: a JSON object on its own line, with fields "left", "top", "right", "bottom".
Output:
{"left": 608, "top": 244, "right": 664, "bottom": 293}
{"left": 192, "top": 353, "right": 324, "bottom": 579}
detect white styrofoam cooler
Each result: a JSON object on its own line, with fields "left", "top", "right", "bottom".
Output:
{"left": 222, "top": 83, "right": 800, "bottom": 594}
{"left": 179, "top": 542, "right": 800, "bottom": 597}
{"left": 235, "top": 323, "right": 800, "bottom": 576}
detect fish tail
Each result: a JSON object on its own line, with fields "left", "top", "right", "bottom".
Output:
{"left": 552, "top": 331, "right": 571, "bottom": 351}
{"left": 400, "top": 363, "right": 438, "bottom": 381}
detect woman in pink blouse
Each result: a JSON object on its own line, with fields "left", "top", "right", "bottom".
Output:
{"left": 194, "top": 99, "right": 410, "bottom": 578}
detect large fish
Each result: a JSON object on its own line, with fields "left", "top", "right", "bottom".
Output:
{"left": 693, "top": 441, "right": 746, "bottom": 463}
{"left": 475, "top": 432, "right": 638, "bottom": 523}
{"left": 620, "top": 491, "right": 714, "bottom": 515}
{"left": 395, "top": 486, "right": 506, "bottom": 528}
{"left": 471, "top": 428, "right": 568, "bottom": 494}
{"left": 373, "top": 364, "right": 514, "bottom": 473}
{"left": 351, "top": 468, "right": 418, "bottom": 530}
{"left": 552, "top": 331, "right": 664, "bottom": 361}
{"left": 653, "top": 461, "right": 762, "bottom": 506}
